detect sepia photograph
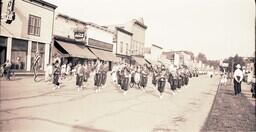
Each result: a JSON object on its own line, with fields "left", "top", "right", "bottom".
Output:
{"left": 0, "top": 0, "right": 255, "bottom": 131}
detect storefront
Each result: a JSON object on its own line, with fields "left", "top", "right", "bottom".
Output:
{"left": 0, "top": 0, "right": 57, "bottom": 72}
{"left": 53, "top": 37, "right": 97, "bottom": 67}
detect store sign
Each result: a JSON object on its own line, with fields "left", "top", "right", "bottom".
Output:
{"left": 74, "top": 31, "right": 85, "bottom": 39}
{"left": 6, "top": 0, "right": 15, "bottom": 24}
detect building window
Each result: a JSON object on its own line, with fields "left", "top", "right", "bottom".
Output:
{"left": 126, "top": 43, "right": 128, "bottom": 55}
{"left": 11, "top": 39, "right": 28, "bottom": 70}
{"left": 31, "top": 42, "right": 45, "bottom": 71}
{"left": 120, "top": 41, "right": 123, "bottom": 54}
{"left": 28, "top": 15, "right": 41, "bottom": 36}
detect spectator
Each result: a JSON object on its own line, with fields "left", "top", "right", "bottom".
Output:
{"left": 233, "top": 64, "right": 243, "bottom": 95}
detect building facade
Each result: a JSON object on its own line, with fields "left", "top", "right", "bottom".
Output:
{"left": 121, "top": 18, "right": 147, "bottom": 56}
{"left": 108, "top": 26, "right": 133, "bottom": 62}
{"left": 0, "top": 0, "right": 56, "bottom": 71}
{"left": 163, "top": 51, "right": 194, "bottom": 67}
{"left": 144, "top": 44, "right": 163, "bottom": 65}
{"left": 53, "top": 14, "right": 118, "bottom": 69}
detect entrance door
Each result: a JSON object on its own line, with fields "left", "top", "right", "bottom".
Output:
{"left": 0, "top": 37, "right": 7, "bottom": 65}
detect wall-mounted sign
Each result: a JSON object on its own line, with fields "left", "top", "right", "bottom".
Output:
{"left": 73, "top": 27, "right": 86, "bottom": 41}
{"left": 74, "top": 31, "right": 85, "bottom": 39}
{"left": 6, "top": 0, "right": 15, "bottom": 24}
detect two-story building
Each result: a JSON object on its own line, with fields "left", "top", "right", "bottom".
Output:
{"left": 122, "top": 18, "right": 147, "bottom": 56}
{"left": 53, "top": 13, "right": 118, "bottom": 69}
{"left": 144, "top": 44, "right": 163, "bottom": 65}
{"left": 0, "top": 0, "right": 57, "bottom": 71}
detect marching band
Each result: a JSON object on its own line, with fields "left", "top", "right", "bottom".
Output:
{"left": 49, "top": 58, "right": 197, "bottom": 99}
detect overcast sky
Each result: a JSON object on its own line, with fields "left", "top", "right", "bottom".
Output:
{"left": 45, "top": 0, "right": 255, "bottom": 60}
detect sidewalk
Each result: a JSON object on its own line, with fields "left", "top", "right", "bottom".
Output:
{"left": 201, "top": 82, "right": 256, "bottom": 131}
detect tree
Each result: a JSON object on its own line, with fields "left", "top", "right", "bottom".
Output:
{"left": 196, "top": 52, "right": 208, "bottom": 64}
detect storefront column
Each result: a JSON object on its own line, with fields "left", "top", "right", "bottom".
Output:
{"left": 6, "top": 37, "right": 12, "bottom": 61}
{"left": 27, "top": 41, "right": 32, "bottom": 71}
{"left": 45, "top": 43, "right": 50, "bottom": 71}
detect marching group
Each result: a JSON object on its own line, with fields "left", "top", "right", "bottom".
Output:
{"left": 45, "top": 57, "right": 198, "bottom": 98}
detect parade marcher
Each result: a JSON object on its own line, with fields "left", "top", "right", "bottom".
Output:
{"left": 168, "top": 66, "right": 177, "bottom": 95}
{"left": 61, "top": 63, "right": 67, "bottom": 80}
{"left": 151, "top": 65, "right": 158, "bottom": 89}
{"left": 101, "top": 62, "right": 108, "bottom": 88}
{"left": 45, "top": 63, "right": 53, "bottom": 83}
{"left": 121, "top": 66, "right": 130, "bottom": 95}
{"left": 134, "top": 66, "right": 141, "bottom": 89}
{"left": 233, "top": 64, "right": 243, "bottom": 95}
{"left": 157, "top": 67, "right": 167, "bottom": 98}
{"left": 32, "top": 51, "right": 41, "bottom": 82}
{"left": 129, "top": 65, "right": 136, "bottom": 88}
{"left": 76, "top": 63, "right": 85, "bottom": 92}
{"left": 140, "top": 65, "right": 149, "bottom": 91}
{"left": 176, "top": 68, "right": 182, "bottom": 91}
{"left": 184, "top": 68, "right": 190, "bottom": 88}
{"left": 111, "top": 63, "right": 118, "bottom": 84}
{"left": 117, "top": 65, "right": 123, "bottom": 87}
{"left": 94, "top": 60, "right": 103, "bottom": 92}
{"left": 53, "top": 60, "right": 61, "bottom": 90}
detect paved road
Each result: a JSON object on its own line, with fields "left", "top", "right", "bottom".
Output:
{"left": 0, "top": 75, "right": 218, "bottom": 132}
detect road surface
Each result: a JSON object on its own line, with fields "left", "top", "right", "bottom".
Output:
{"left": 0, "top": 75, "right": 218, "bottom": 132}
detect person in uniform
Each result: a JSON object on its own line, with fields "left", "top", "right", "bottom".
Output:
{"left": 140, "top": 65, "right": 149, "bottom": 92}
{"left": 176, "top": 68, "right": 182, "bottom": 91}
{"left": 76, "top": 63, "right": 85, "bottom": 92}
{"left": 53, "top": 60, "right": 61, "bottom": 90}
{"left": 94, "top": 60, "right": 103, "bottom": 92}
{"left": 134, "top": 66, "right": 141, "bottom": 89}
{"left": 151, "top": 65, "right": 158, "bottom": 89}
{"left": 184, "top": 68, "right": 190, "bottom": 88}
{"left": 129, "top": 65, "right": 136, "bottom": 88}
{"left": 111, "top": 63, "right": 118, "bottom": 84}
{"left": 157, "top": 67, "right": 167, "bottom": 98}
{"left": 101, "top": 62, "right": 108, "bottom": 88}
{"left": 233, "top": 64, "right": 243, "bottom": 95}
{"left": 121, "top": 65, "right": 131, "bottom": 95}
{"left": 168, "top": 66, "right": 177, "bottom": 95}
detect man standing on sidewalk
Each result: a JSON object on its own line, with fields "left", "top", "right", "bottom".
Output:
{"left": 233, "top": 64, "right": 243, "bottom": 95}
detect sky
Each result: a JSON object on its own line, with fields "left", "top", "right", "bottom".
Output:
{"left": 45, "top": 0, "right": 255, "bottom": 60}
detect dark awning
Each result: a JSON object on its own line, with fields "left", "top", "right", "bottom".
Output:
{"left": 89, "top": 48, "right": 119, "bottom": 62}
{"left": 55, "top": 41, "right": 96, "bottom": 59}
{"left": 145, "top": 58, "right": 160, "bottom": 66}
{"left": 133, "top": 56, "right": 147, "bottom": 65}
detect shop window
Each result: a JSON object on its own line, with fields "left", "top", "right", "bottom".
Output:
{"left": 28, "top": 15, "right": 41, "bottom": 36}
{"left": 31, "top": 42, "right": 45, "bottom": 71}
{"left": 11, "top": 39, "right": 28, "bottom": 70}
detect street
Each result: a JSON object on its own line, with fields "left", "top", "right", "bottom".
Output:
{"left": 0, "top": 75, "right": 218, "bottom": 132}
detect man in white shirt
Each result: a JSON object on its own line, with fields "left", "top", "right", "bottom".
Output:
{"left": 233, "top": 64, "right": 243, "bottom": 95}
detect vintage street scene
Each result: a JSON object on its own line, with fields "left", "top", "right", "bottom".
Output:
{"left": 0, "top": 0, "right": 255, "bottom": 132}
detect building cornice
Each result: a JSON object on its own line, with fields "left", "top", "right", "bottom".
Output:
{"left": 152, "top": 44, "right": 163, "bottom": 49}
{"left": 116, "top": 27, "right": 133, "bottom": 36}
{"left": 134, "top": 20, "right": 147, "bottom": 29}
{"left": 29, "top": 0, "right": 57, "bottom": 9}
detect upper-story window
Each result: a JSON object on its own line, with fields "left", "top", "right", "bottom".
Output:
{"left": 120, "top": 41, "right": 123, "bottom": 53}
{"left": 28, "top": 15, "right": 41, "bottom": 36}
